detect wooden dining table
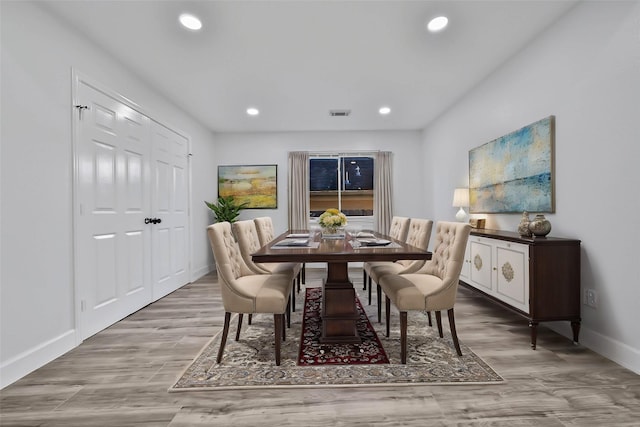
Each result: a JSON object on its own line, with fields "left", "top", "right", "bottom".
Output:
{"left": 252, "top": 230, "right": 432, "bottom": 344}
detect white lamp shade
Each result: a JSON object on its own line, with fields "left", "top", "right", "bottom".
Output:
{"left": 452, "top": 188, "right": 469, "bottom": 208}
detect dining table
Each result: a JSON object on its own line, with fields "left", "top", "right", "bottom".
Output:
{"left": 251, "top": 229, "right": 432, "bottom": 344}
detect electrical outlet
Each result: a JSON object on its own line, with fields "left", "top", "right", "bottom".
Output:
{"left": 585, "top": 289, "right": 598, "bottom": 308}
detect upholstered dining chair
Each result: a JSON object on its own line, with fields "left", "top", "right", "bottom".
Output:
{"left": 362, "top": 216, "right": 411, "bottom": 292}
{"left": 378, "top": 221, "right": 471, "bottom": 364}
{"left": 233, "top": 220, "right": 300, "bottom": 316}
{"left": 207, "top": 222, "right": 293, "bottom": 365}
{"left": 254, "top": 216, "right": 305, "bottom": 288}
{"left": 368, "top": 218, "right": 433, "bottom": 320}
{"left": 254, "top": 216, "right": 276, "bottom": 247}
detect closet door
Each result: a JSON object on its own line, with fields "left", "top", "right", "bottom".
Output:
{"left": 150, "top": 121, "right": 190, "bottom": 300}
{"left": 74, "top": 77, "right": 191, "bottom": 339}
{"left": 75, "top": 81, "right": 152, "bottom": 339}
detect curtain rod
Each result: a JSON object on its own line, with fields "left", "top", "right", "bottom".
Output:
{"left": 306, "top": 150, "right": 381, "bottom": 156}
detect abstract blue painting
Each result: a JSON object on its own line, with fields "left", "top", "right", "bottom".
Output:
{"left": 469, "top": 116, "right": 555, "bottom": 213}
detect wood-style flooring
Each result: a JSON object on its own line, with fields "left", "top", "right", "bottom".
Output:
{"left": 1, "top": 269, "right": 638, "bottom": 426}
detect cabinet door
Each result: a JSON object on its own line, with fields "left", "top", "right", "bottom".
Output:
{"left": 495, "top": 241, "right": 530, "bottom": 313}
{"left": 469, "top": 239, "right": 493, "bottom": 292}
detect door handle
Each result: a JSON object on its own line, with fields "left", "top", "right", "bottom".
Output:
{"left": 145, "top": 218, "right": 162, "bottom": 224}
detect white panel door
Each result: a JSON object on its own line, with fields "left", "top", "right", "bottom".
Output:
{"left": 75, "top": 82, "right": 152, "bottom": 339}
{"left": 150, "top": 121, "right": 190, "bottom": 300}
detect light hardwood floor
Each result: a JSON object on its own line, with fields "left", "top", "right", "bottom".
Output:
{"left": 1, "top": 269, "right": 638, "bottom": 426}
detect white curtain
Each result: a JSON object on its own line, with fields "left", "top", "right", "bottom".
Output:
{"left": 287, "top": 151, "right": 309, "bottom": 230}
{"left": 374, "top": 151, "right": 393, "bottom": 233}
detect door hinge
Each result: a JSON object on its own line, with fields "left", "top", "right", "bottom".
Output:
{"left": 80, "top": 299, "right": 86, "bottom": 312}
{"left": 75, "top": 104, "right": 89, "bottom": 120}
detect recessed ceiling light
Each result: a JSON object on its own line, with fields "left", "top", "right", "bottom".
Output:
{"left": 379, "top": 106, "right": 391, "bottom": 115}
{"left": 427, "top": 16, "right": 448, "bottom": 33}
{"left": 179, "top": 13, "right": 202, "bottom": 31}
{"left": 246, "top": 107, "right": 260, "bottom": 116}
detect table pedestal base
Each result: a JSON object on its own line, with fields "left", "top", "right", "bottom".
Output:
{"left": 320, "top": 262, "right": 361, "bottom": 344}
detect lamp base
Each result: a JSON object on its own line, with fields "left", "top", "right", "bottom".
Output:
{"left": 455, "top": 207, "right": 467, "bottom": 222}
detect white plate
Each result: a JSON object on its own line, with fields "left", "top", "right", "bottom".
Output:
{"left": 286, "top": 233, "right": 310, "bottom": 238}
{"left": 275, "top": 238, "right": 310, "bottom": 247}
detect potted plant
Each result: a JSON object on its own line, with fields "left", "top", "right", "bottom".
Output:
{"left": 205, "top": 196, "right": 248, "bottom": 223}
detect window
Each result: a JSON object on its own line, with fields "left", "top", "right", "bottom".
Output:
{"left": 309, "top": 155, "right": 374, "bottom": 217}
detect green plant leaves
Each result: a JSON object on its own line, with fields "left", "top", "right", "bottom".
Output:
{"left": 204, "top": 196, "right": 249, "bottom": 223}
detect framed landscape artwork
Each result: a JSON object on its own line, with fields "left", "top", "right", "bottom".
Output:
{"left": 218, "top": 164, "right": 277, "bottom": 209}
{"left": 469, "top": 116, "right": 555, "bottom": 213}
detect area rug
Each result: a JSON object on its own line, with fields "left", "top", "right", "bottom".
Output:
{"left": 298, "top": 287, "right": 389, "bottom": 365}
{"left": 169, "top": 286, "right": 503, "bottom": 391}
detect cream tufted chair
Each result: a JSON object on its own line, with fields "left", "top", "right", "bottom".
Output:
{"left": 254, "top": 216, "right": 276, "bottom": 247}
{"left": 388, "top": 216, "right": 411, "bottom": 242}
{"left": 207, "top": 222, "right": 293, "bottom": 365}
{"left": 363, "top": 216, "right": 410, "bottom": 292}
{"left": 378, "top": 221, "right": 471, "bottom": 363}
{"left": 233, "top": 220, "right": 300, "bottom": 316}
{"left": 368, "top": 219, "right": 433, "bottom": 320}
{"left": 254, "top": 216, "right": 305, "bottom": 288}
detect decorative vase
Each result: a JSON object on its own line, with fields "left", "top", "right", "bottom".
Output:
{"left": 517, "top": 211, "right": 532, "bottom": 237}
{"left": 323, "top": 226, "right": 338, "bottom": 235}
{"left": 321, "top": 226, "right": 345, "bottom": 239}
{"left": 528, "top": 214, "right": 551, "bottom": 237}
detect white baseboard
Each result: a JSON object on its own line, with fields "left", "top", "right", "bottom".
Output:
{"left": 1, "top": 329, "right": 77, "bottom": 389}
{"left": 191, "top": 264, "right": 214, "bottom": 282}
{"left": 548, "top": 322, "right": 640, "bottom": 375}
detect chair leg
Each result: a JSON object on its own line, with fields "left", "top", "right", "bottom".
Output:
{"left": 400, "top": 311, "right": 408, "bottom": 364}
{"left": 363, "top": 269, "right": 367, "bottom": 290}
{"left": 385, "top": 296, "right": 391, "bottom": 338}
{"left": 235, "top": 313, "right": 244, "bottom": 341}
{"left": 368, "top": 278, "right": 372, "bottom": 305}
{"left": 448, "top": 308, "right": 463, "bottom": 356}
{"left": 302, "top": 263, "right": 306, "bottom": 284}
{"left": 291, "top": 284, "right": 296, "bottom": 312}
{"left": 217, "top": 312, "right": 231, "bottom": 363}
{"left": 274, "top": 314, "right": 282, "bottom": 366}
{"left": 282, "top": 311, "right": 286, "bottom": 342}
{"left": 377, "top": 284, "right": 382, "bottom": 323}
{"left": 427, "top": 311, "right": 432, "bottom": 327}
{"left": 296, "top": 273, "right": 301, "bottom": 293}
{"left": 248, "top": 314, "right": 252, "bottom": 325}
{"left": 286, "top": 298, "right": 291, "bottom": 329}
{"left": 435, "top": 311, "right": 444, "bottom": 338}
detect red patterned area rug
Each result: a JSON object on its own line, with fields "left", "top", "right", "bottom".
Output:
{"left": 170, "top": 283, "right": 503, "bottom": 391}
{"left": 298, "top": 287, "right": 389, "bottom": 365}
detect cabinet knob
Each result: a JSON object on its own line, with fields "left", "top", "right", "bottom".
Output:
{"left": 493, "top": 267, "right": 497, "bottom": 271}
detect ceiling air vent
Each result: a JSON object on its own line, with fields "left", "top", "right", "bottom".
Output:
{"left": 329, "top": 109, "right": 351, "bottom": 117}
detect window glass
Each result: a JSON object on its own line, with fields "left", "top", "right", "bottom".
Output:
{"left": 310, "top": 155, "right": 374, "bottom": 217}
{"left": 342, "top": 157, "right": 373, "bottom": 191}
{"left": 309, "top": 158, "right": 338, "bottom": 191}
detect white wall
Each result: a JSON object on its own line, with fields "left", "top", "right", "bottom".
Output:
{"left": 213, "top": 131, "right": 424, "bottom": 234}
{"left": 0, "top": 2, "right": 217, "bottom": 387}
{"left": 421, "top": 1, "right": 640, "bottom": 373}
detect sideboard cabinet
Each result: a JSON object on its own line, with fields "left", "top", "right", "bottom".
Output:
{"left": 459, "top": 229, "right": 581, "bottom": 349}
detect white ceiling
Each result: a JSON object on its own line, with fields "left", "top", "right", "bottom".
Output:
{"left": 40, "top": 0, "right": 579, "bottom": 133}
